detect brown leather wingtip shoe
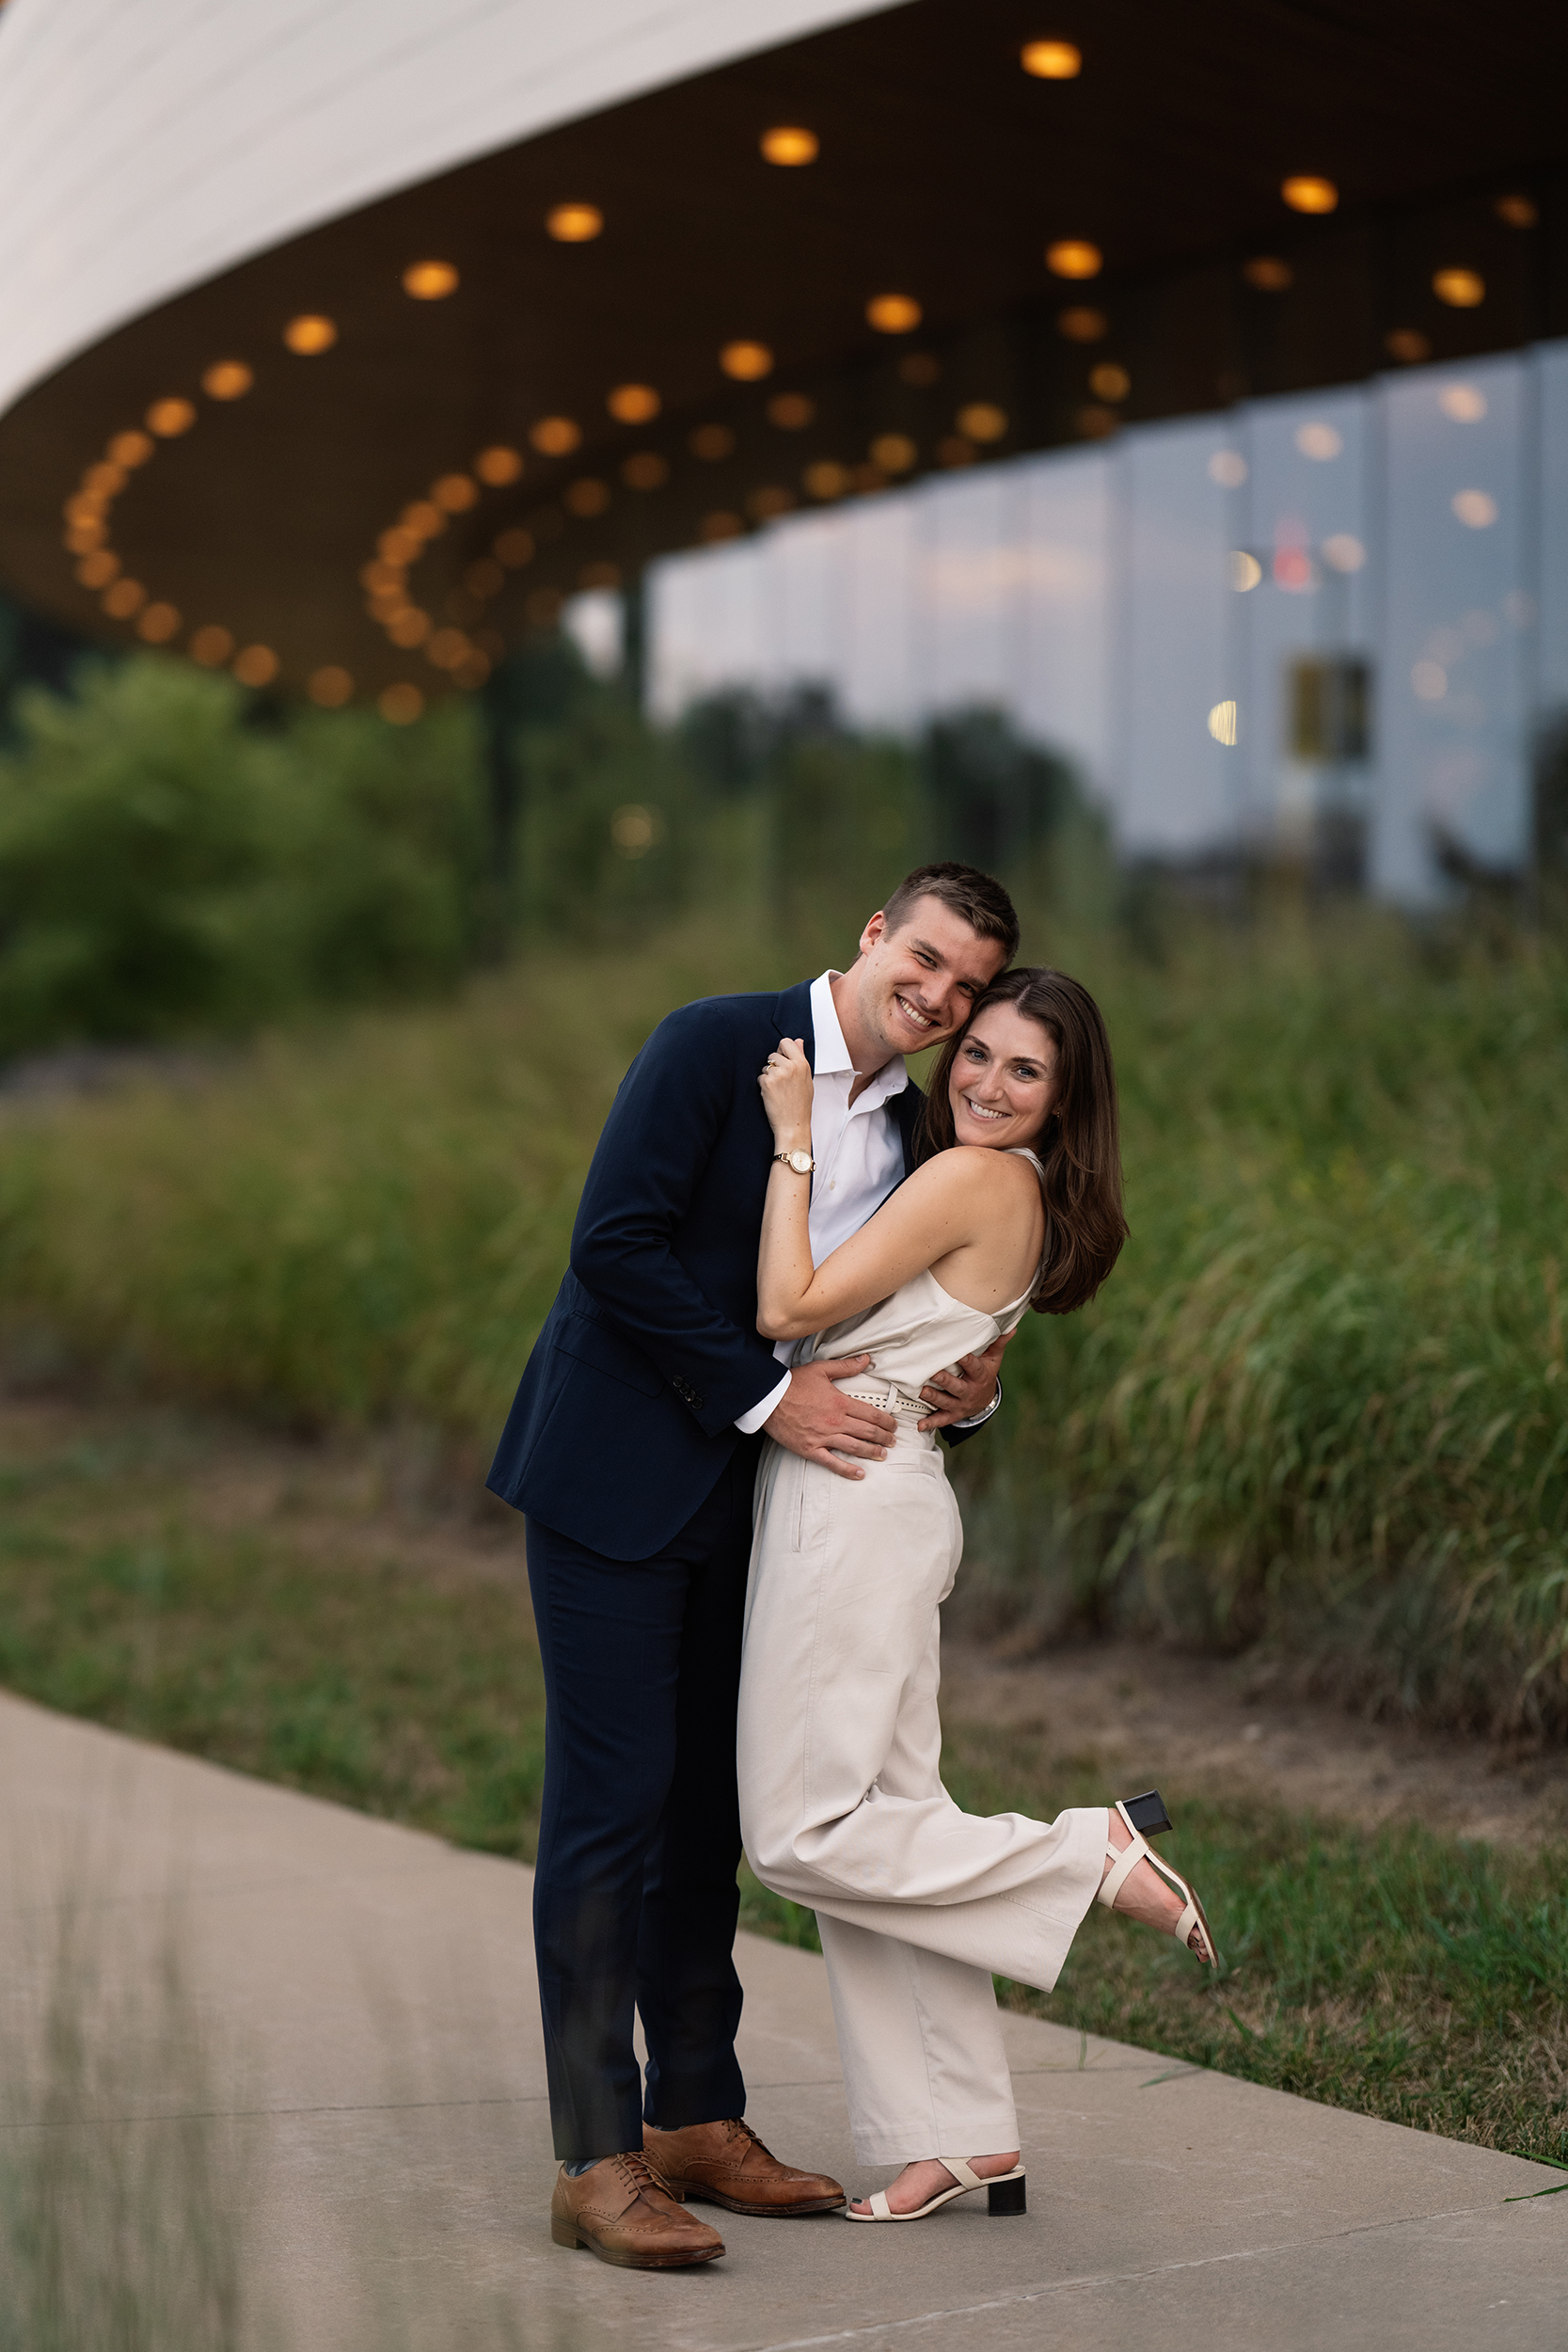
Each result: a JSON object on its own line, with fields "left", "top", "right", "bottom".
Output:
{"left": 550, "top": 2153, "right": 725, "bottom": 2268}
{"left": 645, "top": 2118, "right": 847, "bottom": 2217}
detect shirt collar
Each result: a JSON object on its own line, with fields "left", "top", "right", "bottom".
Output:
{"left": 810, "top": 971, "right": 908, "bottom": 1102}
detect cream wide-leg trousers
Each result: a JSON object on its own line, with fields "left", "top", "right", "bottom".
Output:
{"left": 736, "top": 1426, "right": 1104, "bottom": 2165}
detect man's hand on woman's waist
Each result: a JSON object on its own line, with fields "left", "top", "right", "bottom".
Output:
{"left": 763, "top": 1354, "right": 897, "bottom": 1479}
{"left": 917, "top": 1329, "right": 1012, "bottom": 1432}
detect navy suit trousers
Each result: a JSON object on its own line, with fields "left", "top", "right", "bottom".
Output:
{"left": 525, "top": 1436, "right": 762, "bottom": 2158}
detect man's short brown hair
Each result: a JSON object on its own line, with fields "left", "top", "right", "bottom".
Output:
{"left": 881, "top": 863, "right": 1020, "bottom": 965}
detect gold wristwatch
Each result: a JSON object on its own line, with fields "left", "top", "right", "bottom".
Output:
{"left": 773, "top": 1148, "right": 816, "bottom": 1174}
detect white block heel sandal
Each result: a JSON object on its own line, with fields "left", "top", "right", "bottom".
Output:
{"left": 1098, "top": 1789, "right": 1221, "bottom": 1969}
{"left": 845, "top": 2159, "right": 1027, "bottom": 2222}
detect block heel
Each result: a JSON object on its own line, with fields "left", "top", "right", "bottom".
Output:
{"left": 988, "top": 2173, "right": 1027, "bottom": 2217}
{"left": 1098, "top": 1791, "right": 1221, "bottom": 1969}
{"left": 550, "top": 2215, "right": 584, "bottom": 2248}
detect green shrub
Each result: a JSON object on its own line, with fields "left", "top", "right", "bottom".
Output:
{"left": 0, "top": 661, "right": 489, "bottom": 1055}
{"left": 512, "top": 691, "right": 706, "bottom": 942}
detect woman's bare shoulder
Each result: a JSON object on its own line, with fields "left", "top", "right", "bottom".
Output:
{"left": 903, "top": 1146, "right": 1037, "bottom": 1200}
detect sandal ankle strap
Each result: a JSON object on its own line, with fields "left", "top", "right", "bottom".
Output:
{"left": 1097, "top": 1805, "right": 1148, "bottom": 1910}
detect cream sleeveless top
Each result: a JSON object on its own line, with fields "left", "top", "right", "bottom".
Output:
{"left": 794, "top": 1148, "right": 1046, "bottom": 1419}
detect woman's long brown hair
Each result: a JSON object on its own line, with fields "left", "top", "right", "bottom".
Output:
{"left": 915, "top": 967, "right": 1128, "bottom": 1314}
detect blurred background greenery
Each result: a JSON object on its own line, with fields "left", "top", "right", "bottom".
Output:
{"left": 0, "top": 645, "right": 1565, "bottom": 1748}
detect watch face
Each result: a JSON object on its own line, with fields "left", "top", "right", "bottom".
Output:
{"left": 789, "top": 1150, "right": 813, "bottom": 1173}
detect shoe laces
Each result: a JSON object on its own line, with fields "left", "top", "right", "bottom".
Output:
{"left": 613, "top": 2149, "right": 675, "bottom": 2199}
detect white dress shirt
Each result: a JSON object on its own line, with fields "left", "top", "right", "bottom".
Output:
{"left": 736, "top": 971, "right": 1001, "bottom": 1436}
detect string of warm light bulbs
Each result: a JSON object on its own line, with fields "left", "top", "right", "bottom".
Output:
{"left": 59, "top": 324, "right": 364, "bottom": 707}
{"left": 67, "top": 85, "right": 1531, "bottom": 720}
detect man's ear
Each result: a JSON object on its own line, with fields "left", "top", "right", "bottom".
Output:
{"left": 858, "top": 909, "right": 888, "bottom": 959}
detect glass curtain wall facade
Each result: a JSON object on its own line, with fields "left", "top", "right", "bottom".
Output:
{"left": 648, "top": 340, "right": 1568, "bottom": 902}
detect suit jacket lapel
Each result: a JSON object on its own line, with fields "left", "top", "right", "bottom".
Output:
{"left": 773, "top": 977, "right": 816, "bottom": 1064}
{"left": 893, "top": 1081, "right": 924, "bottom": 1179}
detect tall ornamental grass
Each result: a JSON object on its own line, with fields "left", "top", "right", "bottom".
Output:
{"left": 0, "top": 904, "right": 1564, "bottom": 1734}
{"left": 966, "top": 905, "right": 1568, "bottom": 1734}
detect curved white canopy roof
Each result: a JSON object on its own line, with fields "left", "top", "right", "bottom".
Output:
{"left": 0, "top": 0, "right": 882, "bottom": 422}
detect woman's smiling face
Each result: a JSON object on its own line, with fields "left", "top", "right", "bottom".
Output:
{"left": 948, "top": 1001, "right": 1059, "bottom": 1150}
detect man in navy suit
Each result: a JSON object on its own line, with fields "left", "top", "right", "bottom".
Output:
{"left": 488, "top": 864, "right": 1020, "bottom": 2266}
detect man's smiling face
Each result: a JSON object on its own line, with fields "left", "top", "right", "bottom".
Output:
{"left": 847, "top": 897, "right": 1009, "bottom": 1066}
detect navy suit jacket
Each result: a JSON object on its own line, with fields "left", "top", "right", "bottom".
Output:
{"left": 486, "top": 977, "right": 983, "bottom": 1559}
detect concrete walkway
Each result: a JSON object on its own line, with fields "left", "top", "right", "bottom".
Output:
{"left": 1, "top": 1690, "right": 1561, "bottom": 2350}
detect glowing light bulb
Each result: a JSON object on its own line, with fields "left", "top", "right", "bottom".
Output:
{"left": 531, "top": 416, "right": 582, "bottom": 456}
{"left": 1281, "top": 177, "right": 1337, "bottom": 215}
{"left": 865, "top": 294, "right": 922, "bottom": 333}
{"left": 309, "top": 666, "right": 354, "bottom": 707}
{"left": 608, "top": 383, "right": 660, "bottom": 423}
{"left": 1021, "top": 40, "right": 1081, "bottom": 77}
{"left": 1046, "top": 241, "right": 1101, "bottom": 279}
{"left": 474, "top": 446, "right": 523, "bottom": 485}
{"left": 433, "top": 473, "right": 479, "bottom": 512}
{"left": 1057, "top": 307, "right": 1107, "bottom": 342}
{"left": 1385, "top": 328, "right": 1431, "bottom": 364}
{"left": 1433, "top": 268, "right": 1484, "bottom": 309}
{"left": 404, "top": 260, "right": 459, "bottom": 299}
{"left": 146, "top": 397, "right": 196, "bottom": 437}
{"left": 957, "top": 403, "right": 1007, "bottom": 442}
{"left": 202, "top": 360, "right": 253, "bottom": 400}
{"left": 623, "top": 453, "right": 670, "bottom": 490}
{"left": 283, "top": 314, "right": 337, "bottom": 355}
{"left": 721, "top": 341, "right": 774, "bottom": 379}
{"left": 767, "top": 393, "right": 816, "bottom": 429}
{"left": 1243, "top": 257, "right": 1292, "bottom": 291}
{"left": 233, "top": 644, "right": 279, "bottom": 688}
{"left": 1439, "top": 385, "right": 1487, "bottom": 422}
{"left": 761, "top": 126, "right": 817, "bottom": 165}
{"left": 546, "top": 203, "right": 603, "bottom": 243}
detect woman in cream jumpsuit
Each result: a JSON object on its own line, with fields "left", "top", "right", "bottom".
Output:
{"left": 737, "top": 968, "right": 1218, "bottom": 2223}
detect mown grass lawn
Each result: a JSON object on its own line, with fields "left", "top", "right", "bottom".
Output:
{"left": 2, "top": 1404, "right": 1563, "bottom": 2173}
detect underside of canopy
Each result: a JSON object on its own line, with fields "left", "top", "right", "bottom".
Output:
{"left": 0, "top": 0, "right": 1563, "bottom": 709}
